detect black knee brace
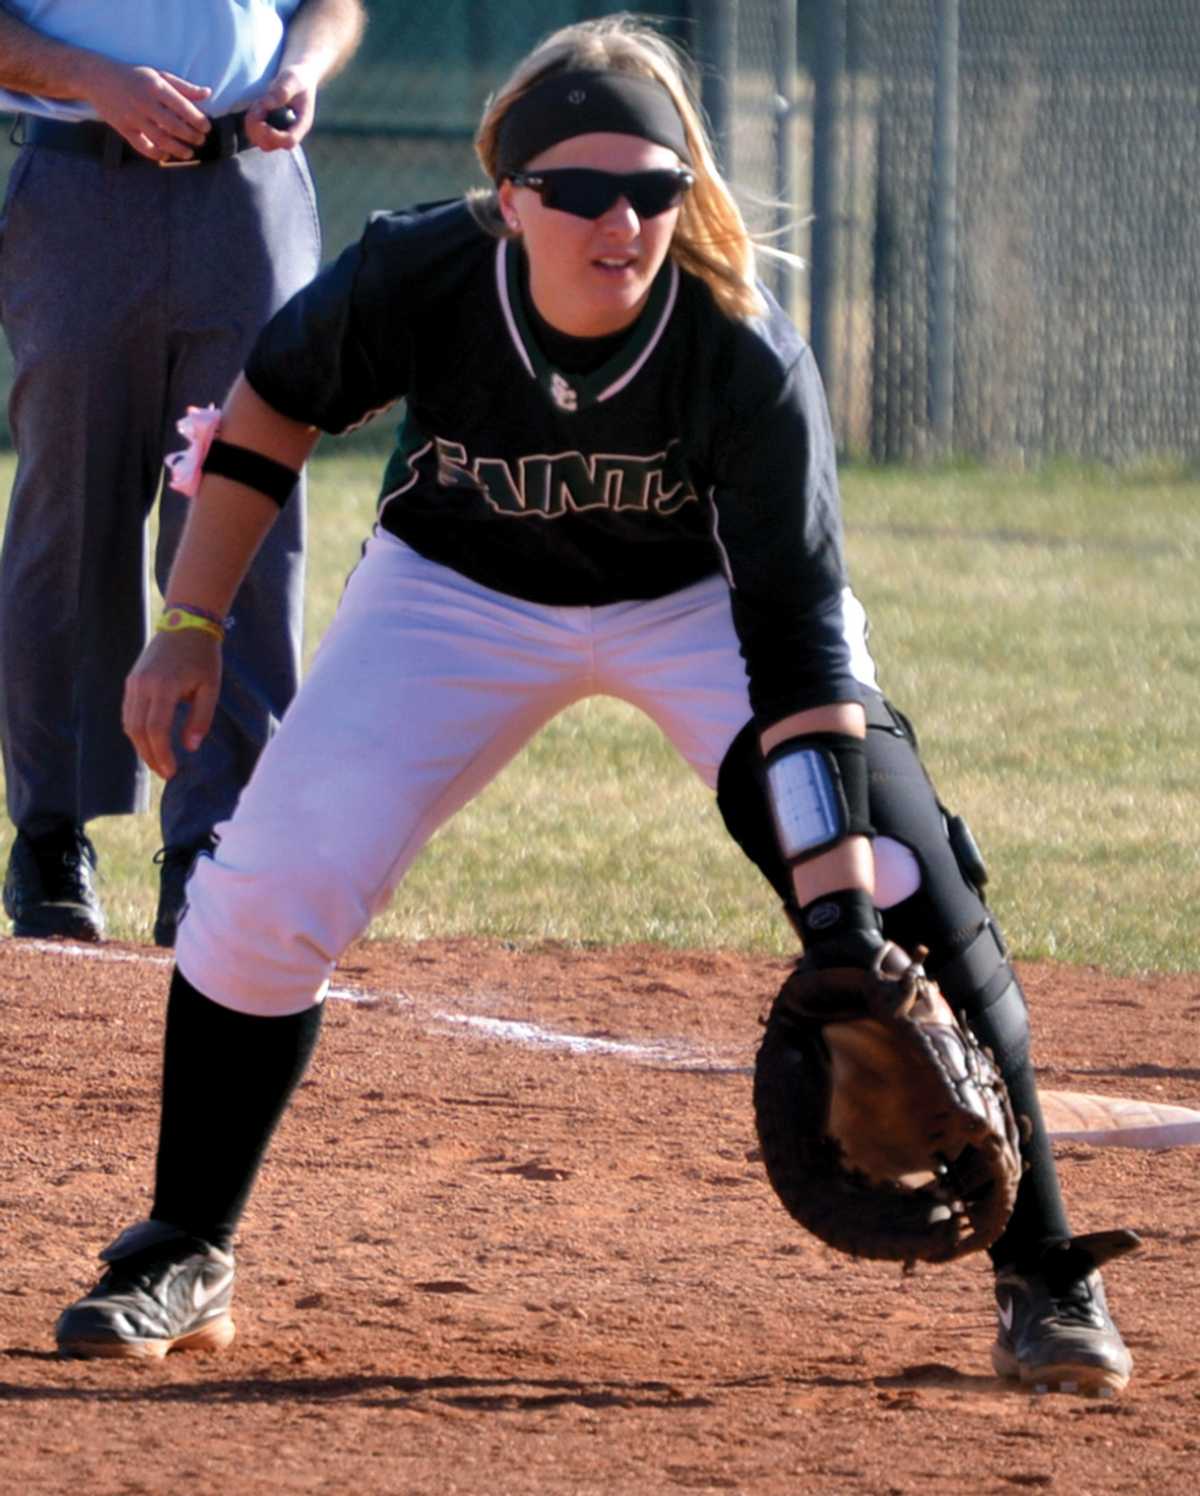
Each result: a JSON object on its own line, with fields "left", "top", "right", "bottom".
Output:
{"left": 717, "top": 706, "right": 1067, "bottom": 1255}
{"left": 717, "top": 700, "right": 1032, "bottom": 1056}
{"left": 930, "top": 919, "right": 1031, "bottom": 1070}
{"left": 852, "top": 693, "right": 1033, "bottom": 1061}
{"left": 716, "top": 719, "right": 801, "bottom": 928}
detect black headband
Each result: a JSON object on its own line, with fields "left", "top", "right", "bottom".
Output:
{"left": 494, "top": 69, "right": 692, "bottom": 180}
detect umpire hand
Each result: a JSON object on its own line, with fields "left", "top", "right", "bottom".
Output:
{"left": 81, "top": 57, "right": 213, "bottom": 163}
{"left": 244, "top": 66, "right": 318, "bottom": 151}
{"left": 123, "top": 631, "right": 222, "bottom": 781}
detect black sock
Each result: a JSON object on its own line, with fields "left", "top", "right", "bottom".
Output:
{"left": 986, "top": 1059, "right": 1073, "bottom": 1271}
{"left": 964, "top": 982, "right": 1072, "bottom": 1269}
{"left": 151, "top": 967, "right": 323, "bottom": 1251}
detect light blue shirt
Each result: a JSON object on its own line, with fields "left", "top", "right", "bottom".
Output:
{"left": 0, "top": 0, "right": 304, "bottom": 120}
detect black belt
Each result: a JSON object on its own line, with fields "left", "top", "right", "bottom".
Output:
{"left": 20, "top": 112, "right": 252, "bottom": 167}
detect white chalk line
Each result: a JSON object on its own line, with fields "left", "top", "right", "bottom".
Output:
{"left": 12, "top": 938, "right": 742, "bottom": 1071}
{"left": 11, "top": 936, "right": 1200, "bottom": 1147}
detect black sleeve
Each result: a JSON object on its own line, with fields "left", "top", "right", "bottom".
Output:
{"left": 709, "top": 333, "right": 862, "bottom": 724}
{"left": 244, "top": 216, "right": 414, "bottom": 435}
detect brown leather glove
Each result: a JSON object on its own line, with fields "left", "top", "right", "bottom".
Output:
{"left": 754, "top": 941, "right": 1024, "bottom": 1266}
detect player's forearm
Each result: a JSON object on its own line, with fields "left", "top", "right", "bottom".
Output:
{"left": 165, "top": 377, "right": 320, "bottom": 616}
{"left": 760, "top": 701, "right": 876, "bottom": 904}
{"left": 0, "top": 9, "right": 115, "bottom": 101}
{"left": 280, "top": 0, "right": 366, "bottom": 88}
{"left": 785, "top": 835, "right": 875, "bottom": 905}
{"left": 760, "top": 702, "right": 865, "bottom": 753}
{"left": 164, "top": 484, "right": 282, "bottom": 619}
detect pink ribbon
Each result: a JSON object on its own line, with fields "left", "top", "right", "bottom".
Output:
{"left": 164, "top": 404, "right": 221, "bottom": 498}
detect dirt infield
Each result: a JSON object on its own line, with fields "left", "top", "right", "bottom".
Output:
{"left": 2, "top": 937, "right": 1198, "bottom": 1495}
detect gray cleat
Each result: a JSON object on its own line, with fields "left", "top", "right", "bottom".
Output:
{"left": 992, "top": 1228, "right": 1140, "bottom": 1394}
{"left": 56, "top": 1219, "right": 235, "bottom": 1360}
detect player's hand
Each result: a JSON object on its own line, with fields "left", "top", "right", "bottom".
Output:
{"left": 123, "top": 631, "right": 222, "bottom": 781}
{"left": 244, "top": 66, "right": 317, "bottom": 150}
{"left": 82, "top": 57, "right": 212, "bottom": 162}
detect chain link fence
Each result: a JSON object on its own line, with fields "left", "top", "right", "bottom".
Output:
{"left": 3, "top": 2, "right": 1198, "bottom": 463}
{"left": 679, "top": 0, "right": 1200, "bottom": 465}
{"left": 790, "top": 0, "right": 1200, "bottom": 462}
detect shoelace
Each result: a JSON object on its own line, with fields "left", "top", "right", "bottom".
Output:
{"left": 1044, "top": 1276, "right": 1102, "bottom": 1326}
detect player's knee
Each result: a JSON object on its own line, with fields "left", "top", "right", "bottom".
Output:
{"left": 873, "top": 836, "right": 921, "bottom": 907}
{"left": 716, "top": 719, "right": 795, "bottom": 912}
{"left": 177, "top": 844, "right": 368, "bottom": 1016}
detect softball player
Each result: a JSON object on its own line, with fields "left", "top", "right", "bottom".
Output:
{"left": 55, "top": 15, "right": 1136, "bottom": 1390}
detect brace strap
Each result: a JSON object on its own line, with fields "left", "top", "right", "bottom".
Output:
{"left": 763, "top": 732, "right": 874, "bottom": 865}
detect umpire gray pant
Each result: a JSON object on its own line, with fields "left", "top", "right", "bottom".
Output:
{"left": 0, "top": 137, "right": 321, "bottom": 846}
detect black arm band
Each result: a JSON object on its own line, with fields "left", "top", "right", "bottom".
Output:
{"left": 763, "top": 731, "right": 874, "bottom": 866}
{"left": 203, "top": 439, "right": 299, "bottom": 507}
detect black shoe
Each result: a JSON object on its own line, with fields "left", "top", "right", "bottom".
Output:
{"left": 55, "top": 1219, "right": 235, "bottom": 1360}
{"left": 992, "top": 1229, "right": 1141, "bottom": 1394}
{"left": 3, "top": 823, "right": 105, "bottom": 941}
{"left": 153, "top": 834, "right": 217, "bottom": 948}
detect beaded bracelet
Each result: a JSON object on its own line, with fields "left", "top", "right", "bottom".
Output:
{"left": 156, "top": 604, "right": 228, "bottom": 643}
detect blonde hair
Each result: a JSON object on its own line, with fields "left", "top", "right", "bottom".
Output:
{"left": 471, "top": 13, "right": 768, "bottom": 320}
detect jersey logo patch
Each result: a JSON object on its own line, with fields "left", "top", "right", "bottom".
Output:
{"left": 550, "top": 373, "right": 579, "bottom": 412}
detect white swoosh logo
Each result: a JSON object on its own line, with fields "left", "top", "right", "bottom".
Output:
{"left": 997, "top": 1298, "right": 1015, "bottom": 1333}
{"left": 193, "top": 1269, "right": 234, "bottom": 1314}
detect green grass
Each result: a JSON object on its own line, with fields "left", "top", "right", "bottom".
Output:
{"left": 1, "top": 450, "right": 1197, "bottom": 973}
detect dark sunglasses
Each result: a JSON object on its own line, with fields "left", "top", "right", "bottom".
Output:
{"left": 507, "top": 167, "right": 695, "bottom": 221}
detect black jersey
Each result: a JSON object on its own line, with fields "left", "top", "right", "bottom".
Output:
{"left": 245, "top": 199, "right": 860, "bottom": 722}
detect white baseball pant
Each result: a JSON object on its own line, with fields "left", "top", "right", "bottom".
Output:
{"left": 177, "top": 531, "right": 909, "bottom": 1015}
